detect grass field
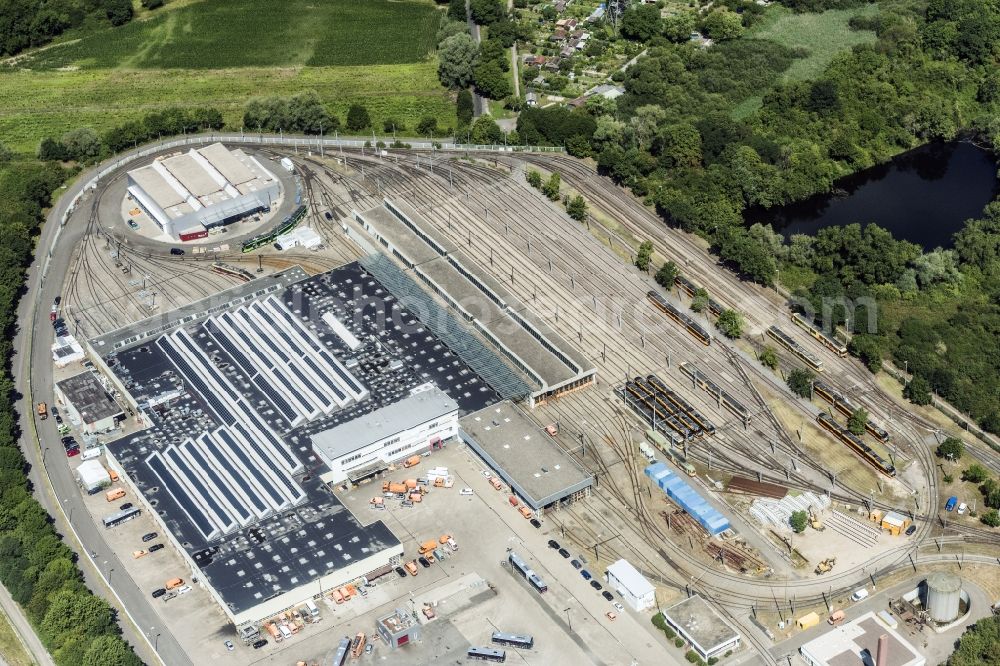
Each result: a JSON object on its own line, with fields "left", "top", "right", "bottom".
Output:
{"left": 0, "top": 0, "right": 451, "bottom": 153}
{"left": 0, "top": 608, "right": 32, "bottom": 666}
{"left": 749, "top": 5, "right": 879, "bottom": 82}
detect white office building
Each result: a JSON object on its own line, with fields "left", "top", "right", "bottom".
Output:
{"left": 311, "top": 385, "right": 459, "bottom": 485}
{"left": 605, "top": 559, "right": 656, "bottom": 611}
{"left": 126, "top": 143, "right": 279, "bottom": 239}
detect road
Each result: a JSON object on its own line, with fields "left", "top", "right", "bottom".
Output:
{"left": 17, "top": 156, "right": 191, "bottom": 666}
{"left": 0, "top": 582, "right": 54, "bottom": 666}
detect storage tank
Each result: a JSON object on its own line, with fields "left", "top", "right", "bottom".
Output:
{"left": 925, "top": 572, "right": 962, "bottom": 623}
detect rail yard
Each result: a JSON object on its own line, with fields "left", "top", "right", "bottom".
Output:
{"left": 22, "top": 137, "right": 1000, "bottom": 666}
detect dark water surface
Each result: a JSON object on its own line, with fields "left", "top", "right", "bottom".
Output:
{"left": 745, "top": 140, "right": 1000, "bottom": 250}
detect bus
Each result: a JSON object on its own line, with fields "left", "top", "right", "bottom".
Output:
{"left": 103, "top": 507, "right": 140, "bottom": 529}
{"left": 509, "top": 552, "right": 548, "bottom": 594}
{"left": 331, "top": 637, "right": 350, "bottom": 666}
{"left": 491, "top": 632, "right": 534, "bottom": 649}
{"left": 468, "top": 647, "right": 506, "bottom": 662}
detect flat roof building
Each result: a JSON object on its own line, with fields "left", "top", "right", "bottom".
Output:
{"left": 799, "top": 611, "right": 926, "bottom": 666}
{"left": 98, "top": 261, "right": 500, "bottom": 628}
{"left": 460, "top": 401, "right": 592, "bottom": 512}
{"left": 126, "top": 143, "right": 279, "bottom": 239}
{"left": 376, "top": 607, "right": 422, "bottom": 649}
{"left": 354, "top": 199, "right": 596, "bottom": 406}
{"left": 662, "top": 595, "right": 741, "bottom": 661}
{"left": 55, "top": 372, "right": 124, "bottom": 434}
{"left": 311, "top": 385, "right": 459, "bottom": 485}
{"left": 605, "top": 559, "right": 656, "bottom": 612}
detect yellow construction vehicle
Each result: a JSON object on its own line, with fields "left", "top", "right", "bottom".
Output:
{"left": 814, "top": 557, "right": 836, "bottom": 575}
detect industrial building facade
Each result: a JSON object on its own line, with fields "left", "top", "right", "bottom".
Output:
{"left": 662, "top": 595, "right": 741, "bottom": 662}
{"left": 311, "top": 385, "right": 459, "bottom": 485}
{"left": 54, "top": 371, "right": 125, "bottom": 434}
{"left": 126, "top": 143, "right": 279, "bottom": 239}
{"left": 97, "top": 262, "right": 502, "bottom": 629}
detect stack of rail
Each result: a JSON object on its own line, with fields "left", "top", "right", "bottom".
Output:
{"left": 766, "top": 325, "right": 824, "bottom": 372}
{"left": 816, "top": 412, "right": 896, "bottom": 477}
{"left": 813, "top": 382, "right": 890, "bottom": 443}
{"left": 623, "top": 374, "right": 716, "bottom": 443}
{"left": 790, "top": 313, "right": 847, "bottom": 357}
{"left": 241, "top": 204, "right": 307, "bottom": 253}
{"left": 646, "top": 291, "right": 711, "bottom": 346}
{"left": 645, "top": 462, "right": 730, "bottom": 535}
{"left": 678, "top": 362, "right": 751, "bottom": 426}
{"left": 673, "top": 275, "right": 727, "bottom": 317}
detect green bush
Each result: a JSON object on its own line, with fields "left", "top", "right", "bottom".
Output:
{"left": 676, "top": 638, "right": 686, "bottom": 648}
{"left": 685, "top": 649, "right": 700, "bottom": 662}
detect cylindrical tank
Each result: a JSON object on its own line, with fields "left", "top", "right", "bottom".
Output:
{"left": 925, "top": 572, "right": 962, "bottom": 622}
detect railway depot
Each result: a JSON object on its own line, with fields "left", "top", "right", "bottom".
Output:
{"left": 37, "top": 141, "right": 994, "bottom": 666}
{"left": 460, "top": 401, "right": 593, "bottom": 512}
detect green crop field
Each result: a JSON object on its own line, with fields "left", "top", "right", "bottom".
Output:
{"left": 749, "top": 5, "right": 878, "bottom": 82}
{"left": 0, "top": 0, "right": 451, "bottom": 153}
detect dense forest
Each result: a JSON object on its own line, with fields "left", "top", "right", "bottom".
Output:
{"left": 510, "top": 0, "right": 1000, "bottom": 434}
{"left": 0, "top": 0, "right": 134, "bottom": 56}
{"left": 0, "top": 153, "right": 142, "bottom": 664}
{"left": 946, "top": 615, "right": 1000, "bottom": 666}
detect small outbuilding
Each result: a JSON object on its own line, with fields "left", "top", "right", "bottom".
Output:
{"left": 55, "top": 372, "right": 124, "bottom": 434}
{"left": 662, "top": 595, "right": 741, "bottom": 662}
{"left": 75, "top": 459, "right": 111, "bottom": 494}
{"left": 605, "top": 559, "right": 656, "bottom": 612}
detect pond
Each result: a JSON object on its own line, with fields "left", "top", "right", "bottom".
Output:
{"left": 744, "top": 140, "right": 1000, "bottom": 250}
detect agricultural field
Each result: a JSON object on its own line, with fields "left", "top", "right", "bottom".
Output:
{"left": 0, "top": 0, "right": 451, "bottom": 153}
{"left": 748, "top": 5, "right": 879, "bottom": 82}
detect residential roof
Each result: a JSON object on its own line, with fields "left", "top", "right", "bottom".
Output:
{"left": 606, "top": 559, "right": 655, "bottom": 597}
{"left": 310, "top": 386, "right": 458, "bottom": 462}
{"left": 663, "top": 595, "right": 741, "bottom": 655}
{"left": 799, "top": 611, "right": 926, "bottom": 666}
{"left": 56, "top": 372, "right": 123, "bottom": 425}
{"left": 460, "top": 401, "right": 593, "bottom": 510}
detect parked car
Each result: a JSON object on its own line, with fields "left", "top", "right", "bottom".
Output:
{"left": 149, "top": 543, "right": 164, "bottom": 552}
{"left": 418, "top": 557, "right": 431, "bottom": 568}
{"left": 460, "top": 488, "right": 474, "bottom": 496}
{"left": 252, "top": 639, "right": 268, "bottom": 649}
{"left": 581, "top": 570, "right": 592, "bottom": 581}
{"left": 602, "top": 591, "right": 614, "bottom": 601}
{"left": 170, "top": 248, "right": 185, "bottom": 256}
{"left": 177, "top": 585, "right": 192, "bottom": 595}
{"left": 590, "top": 580, "right": 602, "bottom": 590}
{"left": 958, "top": 502, "right": 968, "bottom": 515}
{"left": 120, "top": 503, "right": 133, "bottom": 511}
{"left": 558, "top": 548, "right": 570, "bottom": 558}
{"left": 395, "top": 566, "right": 408, "bottom": 578}
{"left": 151, "top": 588, "right": 166, "bottom": 598}
{"left": 571, "top": 559, "right": 582, "bottom": 570}
{"left": 548, "top": 539, "right": 560, "bottom": 549}
{"left": 905, "top": 524, "right": 917, "bottom": 536}
{"left": 365, "top": 643, "right": 373, "bottom": 654}
{"left": 142, "top": 532, "right": 158, "bottom": 542}
{"left": 613, "top": 602, "right": 624, "bottom": 613}
{"left": 223, "top": 640, "right": 234, "bottom": 651}
{"left": 605, "top": 611, "right": 617, "bottom": 621}
{"left": 66, "top": 447, "right": 80, "bottom": 457}
{"left": 324, "top": 211, "right": 333, "bottom": 220}
{"left": 401, "top": 500, "right": 414, "bottom": 508}
{"left": 530, "top": 518, "right": 541, "bottom": 529}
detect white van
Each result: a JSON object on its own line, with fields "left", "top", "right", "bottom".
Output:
{"left": 851, "top": 588, "right": 869, "bottom": 602}
{"left": 305, "top": 600, "right": 320, "bottom": 619}
{"left": 957, "top": 503, "right": 968, "bottom": 515}
{"left": 278, "top": 624, "right": 292, "bottom": 640}
{"left": 81, "top": 447, "right": 102, "bottom": 461}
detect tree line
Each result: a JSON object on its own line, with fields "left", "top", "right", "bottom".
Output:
{"left": 0, "top": 0, "right": 135, "bottom": 56}
{"left": 0, "top": 153, "right": 142, "bottom": 665}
